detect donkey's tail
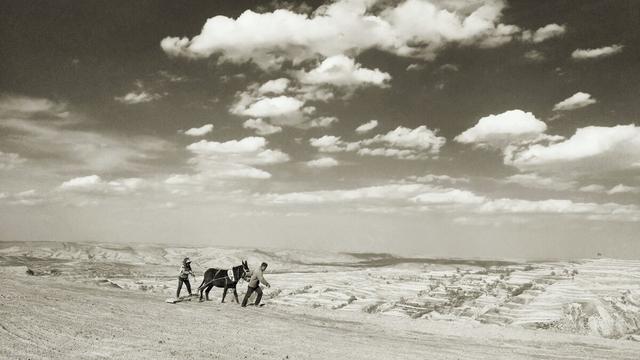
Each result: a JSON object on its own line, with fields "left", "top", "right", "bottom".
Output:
{"left": 197, "top": 276, "right": 206, "bottom": 291}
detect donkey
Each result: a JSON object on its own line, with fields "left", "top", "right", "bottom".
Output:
{"left": 197, "top": 260, "right": 250, "bottom": 303}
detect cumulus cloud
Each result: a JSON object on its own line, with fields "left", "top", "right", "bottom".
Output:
{"left": 507, "top": 125, "right": 640, "bottom": 174}
{"left": 456, "top": 109, "right": 640, "bottom": 178}
{"left": 59, "top": 175, "right": 147, "bottom": 195}
{"left": 355, "top": 120, "right": 379, "bottom": 134}
{"left": 161, "top": 0, "right": 520, "bottom": 69}
{"left": 0, "top": 151, "right": 26, "bottom": 170}
{"left": 553, "top": 92, "right": 597, "bottom": 111}
{"left": 310, "top": 125, "right": 445, "bottom": 159}
{"left": 504, "top": 173, "right": 577, "bottom": 191}
{"left": 229, "top": 59, "right": 386, "bottom": 129}
{"left": 521, "top": 23, "right": 566, "bottom": 43}
{"left": 229, "top": 87, "right": 317, "bottom": 128}
{"left": 406, "top": 63, "right": 426, "bottom": 71}
{"left": 410, "top": 189, "right": 485, "bottom": 204}
{"left": 115, "top": 91, "right": 164, "bottom": 105}
{"left": 571, "top": 44, "right": 624, "bottom": 60}
{"left": 243, "top": 118, "right": 283, "bottom": 135}
{"left": 306, "top": 157, "right": 339, "bottom": 168}
{"left": 184, "top": 124, "right": 214, "bottom": 136}
{"left": 309, "top": 135, "right": 351, "bottom": 153}
{"left": 454, "top": 109, "right": 548, "bottom": 146}
{"left": 524, "top": 50, "right": 545, "bottom": 62}
{"left": 607, "top": 184, "right": 640, "bottom": 195}
{"left": 362, "top": 126, "right": 445, "bottom": 153}
{"left": 296, "top": 55, "right": 391, "bottom": 89}
{"left": 233, "top": 95, "right": 304, "bottom": 118}
{"left": 258, "top": 78, "right": 290, "bottom": 94}
{"left": 184, "top": 136, "right": 289, "bottom": 180}
{"left": 308, "top": 116, "right": 339, "bottom": 128}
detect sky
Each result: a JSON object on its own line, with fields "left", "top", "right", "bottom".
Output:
{"left": 1, "top": 0, "right": 640, "bottom": 259}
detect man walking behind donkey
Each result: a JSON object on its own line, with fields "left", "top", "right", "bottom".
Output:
{"left": 242, "top": 262, "right": 270, "bottom": 307}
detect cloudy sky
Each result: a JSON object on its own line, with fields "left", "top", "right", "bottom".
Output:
{"left": 1, "top": 0, "right": 640, "bottom": 259}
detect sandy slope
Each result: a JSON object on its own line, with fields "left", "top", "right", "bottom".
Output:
{"left": 1, "top": 266, "right": 639, "bottom": 360}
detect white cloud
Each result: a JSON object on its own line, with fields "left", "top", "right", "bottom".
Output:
{"left": 309, "top": 135, "right": 351, "bottom": 153}
{"left": 477, "top": 198, "right": 640, "bottom": 220}
{"left": 260, "top": 183, "right": 435, "bottom": 204}
{"left": 357, "top": 147, "right": 419, "bottom": 159}
{"left": 0, "top": 151, "right": 26, "bottom": 170}
{"left": 243, "top": 118, "right": 282, "bottom": 135}
{"left": 355, "top": 120, "right": 379, "bottom": 134}
{"left": 308, "top": 116, "right": 339, "bottom": 128}
{"left": 233, "top": 95, "right": 304, "bottom": 118}
{"left": 507, "top": 125, "right": 640, "bottom": 174}
{"left": 406, "top": 63, "right": 425, "bottom": 71}
{"left": 297, "top": 55, "right": 391, "bottom": 88}
{"left": 306, "top": 157, "right": 339, "bottom": 168}
{"left": 406, "top": 174, "right": 469, "bottom": 184}
{"left": 184, "top": 124, "right": 214, "bottom": 136}
{"left": 230, "top": 85, "right": 311, "bottom": 128}
{"left": 522, "top": 23, "right": 566, "bottom": 43}
{"left": 504, "top": 173, "right": 577, "bottom": 191}
{"left": 571, "top": 44, "right": 624, "bottom": 60}
{"left": 187, "top": 137, "right": 265, "bottom": 154}
{"left": 524, "top": 50, "right": 545, "bottom": 62}
{"left": 362, "top": 126, "right": 445, "bottom": 153}
{"left": 60, "top": 175, "right": 102, "bottom": 190}
{"left": 258, "top": 78, "right": 290, "bottom": 94}
{"left": 59, "top": 175, "right": 147, "bottom": 195}
{"left": 410, "top": 189, "right": 485, "bottom": 204}
{"left": 607, "top": 184, "right": 640, "bottom": 195}
{"left": 115, "top": 91, "right": 163, "bottom": 104}
{"left": 456, "top": 109, "right": 640, "bottom": 178}
{"left": 454, "top": 109, "right": 547, "bottom": 146}
{"left": 437, "top": 63, "right": 459, "bottom": 72}
{"left": 553, "top": 92, "right": 596, "bottom": 111}
{"left": 184, "top": 137, "right": 289, "bottom": 180}
{"left": 310, "top": 125, "right": 445, "bottom": 159}
{"left": 579, "top": 184, "right": 607, "bottom": 193}
{"left": 161, "top": 0, "right": 520, "bottom": 69}
{"left": 254, "top": 179, "right": 640, "bottom": 221}
{"left": 0, "top": 95, "right": 67, "bottom": 117}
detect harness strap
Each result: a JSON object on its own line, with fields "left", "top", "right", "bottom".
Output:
{"left": 197, "top": 268, "right": 241, "bottom": 290}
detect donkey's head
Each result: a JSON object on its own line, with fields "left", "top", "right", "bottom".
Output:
{"left": 231, "top": 260, "right": 250, "bottom": 283}
{"left": 240, "top": 260, "right": 250, "bottom": 281}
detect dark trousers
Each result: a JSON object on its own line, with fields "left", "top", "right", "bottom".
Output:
{"left": 241, "top": 286, "right": 263, "bottom": 307}
{"left": 177, "top": 277, "right": 191, "bottom": 298}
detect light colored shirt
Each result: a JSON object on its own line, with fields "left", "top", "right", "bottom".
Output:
{"left": 247, "top": 268, "right": 269, "bottom": 288}
{"left": 179, "top": 264, "right": 193, "bottom": 279}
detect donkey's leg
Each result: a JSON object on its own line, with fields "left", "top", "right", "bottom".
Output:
{"left": 221, "top": 285, "right": 228, "bottom": 303}
{"left": 233, "top": 288, "right": 239, "bottom": 303}
{"left": 205, "top": 284, "right": 213, "bottom": 301}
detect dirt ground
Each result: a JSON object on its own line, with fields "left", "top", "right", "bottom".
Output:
{"left": 1, "top": 266, "right": 639, "bottom": 360}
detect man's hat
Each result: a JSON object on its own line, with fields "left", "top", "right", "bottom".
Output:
{"left": 183, "top": 257, "right": 191, "bottom": 264}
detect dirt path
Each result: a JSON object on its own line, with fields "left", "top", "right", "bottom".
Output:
{"left": 1, "top": 266, "right": 639, "bottom": 360}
